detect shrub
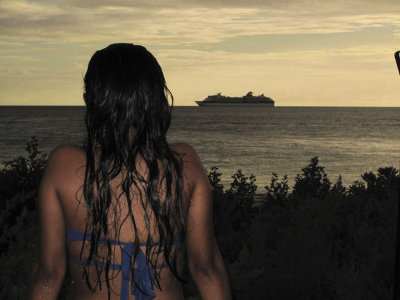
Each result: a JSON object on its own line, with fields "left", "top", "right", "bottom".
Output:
{"left": 0, "top": 137, "right": 46, "bottom": 299}
{"left": 2, "top": 140, "right": 399, "bottom": 299}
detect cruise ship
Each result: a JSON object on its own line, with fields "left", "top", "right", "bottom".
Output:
{"left": 195, "top": 92, "right": 275, "bottom": 107}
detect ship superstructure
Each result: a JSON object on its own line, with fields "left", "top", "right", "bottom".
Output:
{"left": 195, "top": 92, "right": 275, "bottom": 107}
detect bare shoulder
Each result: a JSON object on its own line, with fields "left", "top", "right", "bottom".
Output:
{"left": 169, "top": 143, "right": 209, "bottom": 190}
{"left": 47, "top": 144, "right": 84, "bottom": 166}
{"left": 169, "top": 143, "right": 201, "bottom": 164}
{"left": 44, "top": 145, "right": 85, "bottom": 184}
{"left": 170, "top": 142, "right": 196, "bottom": 155}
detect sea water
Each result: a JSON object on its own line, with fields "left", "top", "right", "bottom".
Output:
{"left": 1, "top": 106, "right": 400, "bottom": 188}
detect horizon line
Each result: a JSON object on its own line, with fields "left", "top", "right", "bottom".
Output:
{"left": 1, "top": 105, "right": 400, "bottom": 108}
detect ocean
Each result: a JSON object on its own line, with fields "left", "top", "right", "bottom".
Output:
{"left": 1, "top": 106, "right": 400, "bottom": 189}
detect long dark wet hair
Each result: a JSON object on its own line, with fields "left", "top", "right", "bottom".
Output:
{"left": 81, "top": 43, "right": 185, "bottom": 297}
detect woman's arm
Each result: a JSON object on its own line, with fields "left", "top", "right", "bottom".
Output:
{"left": 180, "top": 144, "right": 231, "bottom": 300}
{"left": 28, "top": 147, "right": 67, "bottom": 299}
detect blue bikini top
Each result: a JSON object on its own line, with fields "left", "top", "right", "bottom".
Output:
{"left": 66, "top": 226, "right": 178, "bottom": 300}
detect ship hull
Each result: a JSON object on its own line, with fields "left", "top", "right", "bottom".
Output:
{"left": 195, "top": 101, "right": 274, "bottom": 107}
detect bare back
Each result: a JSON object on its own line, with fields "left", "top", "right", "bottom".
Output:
{"left": 39, "top": 144, "right": 197, "bottom": 299}
{"left": 30, "top": 142, "right": 230, "bottom": 300}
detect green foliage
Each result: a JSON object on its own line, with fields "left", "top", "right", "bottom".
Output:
{"left": 0, "top": 192, "right": 38, "bottom": 298}
{"left": 208, "top": 168, "right": 257, "bottom": 263}
{"left": 208, "top": 166, "right": 224, "bottom": 193}
{"left": 264, "top": 172, "right": 289, "bottom": 206}
{"left": 0, "top": 136, "right": 46, "bottom": 199}
{"left": 227, "top": 169, "right": 257, "bottom": 230}
{"left": 1, "top": 140, "right": 399, "bottom": 300}
{"left": 0, "top": 138, "right": 74, "bottom": 299}
{"left": 224, "top": 157, "right": 399, "bottom": 299}
{"left": 229, "top": 169, "right": 257, "bottom": 201}
{"left": 293, "top": 156, "right": 331, "bottom": 201}
{"left": 0, "top": 137, "right": 46, "bottom": 299}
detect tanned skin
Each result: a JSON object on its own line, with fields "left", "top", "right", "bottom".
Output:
{"left": 28, "top": 143, "right": 231, "bottom": 300}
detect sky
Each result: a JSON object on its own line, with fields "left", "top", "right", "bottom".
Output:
{"left": 1, "top": 0, "right": 400, "bottom": 106}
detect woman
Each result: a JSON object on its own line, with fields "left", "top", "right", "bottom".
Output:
{"left": 28, "top": 43, "right": 231, "bottom": 300}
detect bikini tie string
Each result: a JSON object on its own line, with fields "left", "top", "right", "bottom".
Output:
{"left": 121, "top": 243, "right": 156, "bottom": 300}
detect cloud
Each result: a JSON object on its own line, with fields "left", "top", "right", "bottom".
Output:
{"left": 1, "top": 0, "right": 399, "bottom": 106}
{"left": 0, "top": 55, "right": 41, "bottom": 62}
{"left": 0, "top": 0, "right": 399, "bottom": 46}
{"left": 62, "top": 0, "right": 400, "bottom": 11}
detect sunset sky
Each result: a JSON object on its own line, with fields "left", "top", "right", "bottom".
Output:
{"left": 1, "top": 0, "right": 400, "bottom": 106}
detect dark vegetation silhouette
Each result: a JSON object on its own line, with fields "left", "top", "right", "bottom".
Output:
{"left": 1, "top": 137, "right": 398, "bottom": 299}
